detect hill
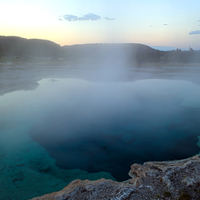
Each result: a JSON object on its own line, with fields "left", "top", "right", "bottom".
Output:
{"left": 0, "top": 36, "right": 200, "bottom": 64}
{"left": 62, "top": 43, "right": 162, "bottom": 64}
{"left": 63, "top": 43, "right": 200, "bottom": 64}
{"left": 0, "top": 36, "right": 62, "bottom": 60}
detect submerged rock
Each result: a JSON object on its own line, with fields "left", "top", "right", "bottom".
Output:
{"left": 31, "top": 154, "right": 200, "bottom": 200}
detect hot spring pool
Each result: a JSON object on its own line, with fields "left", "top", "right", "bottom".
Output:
{"left": 1, "top": 78, "right": 200, "bottom": 184}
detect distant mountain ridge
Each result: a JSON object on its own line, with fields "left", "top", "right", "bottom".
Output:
{"left": 0, "top": 36, "right": 62, "bottom": 59}
{"left": 63, "top": 43, "right": 200, "bottom": 63}
{"left": 63, "top": 43, "right": 162, "bottom": 63}
{"left": 0, "top": 36, "right": 199, "bottom": 63}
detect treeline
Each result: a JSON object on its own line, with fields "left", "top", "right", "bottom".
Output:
{"left": 0, "top": 36, "right": 200, "bottom": 64}
{"left": 63, "top": 44, "right": 200, "bottom": 64}
{"left": 63, "top": 43, "right": 162, "bottom": 64}
{"left": 0, "top": 36, "right": 62, "bottom": 60}
{"left": 162, "top": 48, "right": 200, "bottom": 63}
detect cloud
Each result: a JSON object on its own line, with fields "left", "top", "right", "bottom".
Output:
{"left": 105, "top": 17, "right": 115, "bottom": 21}
{"left": 189, "top": 30, "right": 200, "bottom": 35}
{"left": 163, "top": 24, "right": 168, "bottom": 26}
{"left": 62, "top": 13, "right": 101, "bottom": 21}
{"left": 80, "top": 13, "right": 101, "bottom": 21}
{"left": 63, "top": 15, "right": 78, "bottom": 21}
{"left": 60, "top": 13, "right": 115, "bottom": 22}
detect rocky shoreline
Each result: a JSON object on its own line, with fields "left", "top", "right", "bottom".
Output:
{"left": 32, "top": 154, "right": 200, "bottom": 200}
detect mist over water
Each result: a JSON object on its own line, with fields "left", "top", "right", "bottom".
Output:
{"left": 26, "top": 78, "right": 200, "bottom": 181}
{"left": 1, "top": 61, "right": 200, "bottom": 182}
{"left": 1, "top": 36, "right": 200, "bottom": 200}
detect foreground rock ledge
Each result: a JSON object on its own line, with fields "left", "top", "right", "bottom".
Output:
{"left": 32, "top": 155, "right": 200, "bottom": 200}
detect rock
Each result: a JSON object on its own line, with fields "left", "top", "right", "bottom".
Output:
{"left": 31, "top": 179, "right": 138, "bottom": 200}
{"left": 31, "top": 154, "right": 200, "bottom": 200}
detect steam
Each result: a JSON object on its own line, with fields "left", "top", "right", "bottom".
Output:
{"left": 1, "top": 75, "right": 200, "bottom": 181}
{"left": 1, "top": 44, "right": 200, "bottom": 181}
{"left": 27, "top": 78, "right": 200, "bottom": 180}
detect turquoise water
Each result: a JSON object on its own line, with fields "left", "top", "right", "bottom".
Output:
{"left": 1, "top": 78, "right": 200, "bottom": 199}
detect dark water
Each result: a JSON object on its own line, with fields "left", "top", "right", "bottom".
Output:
{"left": 1, "top": 66, "right": 200, "bottom": 200}
{"left": 29, "top": 78, "right": 200, "bottom": 181}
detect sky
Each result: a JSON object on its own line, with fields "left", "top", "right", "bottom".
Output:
{"left": 1, "top": 0, "right": 200, "bottom": 50}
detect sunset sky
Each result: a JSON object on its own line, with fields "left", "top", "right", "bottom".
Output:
{"left": 1, "top": 0, "right": 200, "bottom": 49}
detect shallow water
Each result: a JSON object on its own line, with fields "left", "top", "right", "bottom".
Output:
{"left": 1, "top": 78, "right": 200, "bottom": 183}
